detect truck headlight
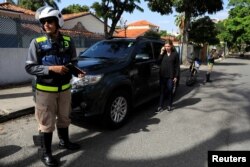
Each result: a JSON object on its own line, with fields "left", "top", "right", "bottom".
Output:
{"left": 71, "top": 74, "right": 103, "bottom": 89}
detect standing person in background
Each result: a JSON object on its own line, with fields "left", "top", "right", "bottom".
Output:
{"left": 206, "top": 46, "right": 217, "bottom": 82}
{"left": 156, "top": 40, "right": 180, "bottom": 112}
{"left": 25, "top": 6, "right": 85, "bottom": 167}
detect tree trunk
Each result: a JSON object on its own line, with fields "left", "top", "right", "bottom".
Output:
{"left": 104, "top": 17, "right": 109, "bottom": 39}
{"left": 181, "top": 11, "right": 191, "bottom": 65}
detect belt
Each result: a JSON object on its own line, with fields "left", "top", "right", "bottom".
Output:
{"left": 36, "top": 83, "right": 71, "bottom": 92}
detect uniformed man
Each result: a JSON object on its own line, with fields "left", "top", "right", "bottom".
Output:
{"left": 206, "top": 46, "right": 217, "bottom": 82}
{"left": 25, "top": 6, "right": 84, "bottom": 167}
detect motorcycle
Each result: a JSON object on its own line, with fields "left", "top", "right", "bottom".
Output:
{"left": 186, "top": 58, "right": 201, "bottom": 86}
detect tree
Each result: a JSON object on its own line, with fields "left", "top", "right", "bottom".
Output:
{"left": 144, "top": 30, "right": 161, "bottom": 39}
{"left": 159, "top": 30, "right": 168, "bottom": 37}
{"left": 17, "top": 0, "right": 61, "bottom": 11}
{"left": 91, "top": 0, "right": 143, "bottom": 39}
{"left": 145, "top": 0, "right": 223, "bottom": 63}
{"left": 222, "top": 0, "right": 250, "bottom": 51}
{"left": 189, "top": 16, "right": 219, "bottom": 46}
{"left": 216, "top": 20, "right": 233, "bottom": 49}
{"left": 61, "top": 4, "right": 89, "bottom": 14}
{"left": 174, "top": 13, "right": 184, "bottom": 35}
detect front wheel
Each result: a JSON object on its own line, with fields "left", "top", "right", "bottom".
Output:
{"left": 103, "top": 91, "right": 131, "bottom": 129}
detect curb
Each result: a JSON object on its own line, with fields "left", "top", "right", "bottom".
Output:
{"left": 0, "top": 107, "right": 34, "bottom": 123}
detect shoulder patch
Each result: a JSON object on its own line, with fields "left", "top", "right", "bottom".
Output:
{"left": 63, "top": 36, "right": 71, "bottom": 41}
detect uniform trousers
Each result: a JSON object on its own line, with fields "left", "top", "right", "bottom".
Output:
{"left": 35, "top": 89, "right": 71, "bottom": 132}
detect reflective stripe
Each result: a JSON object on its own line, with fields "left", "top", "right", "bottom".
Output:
{"left": 36, "top": 83, "right": 71, "bottom": 92}
{"left": 36, "top": 36, "right": 47, "bottom": 43}
{"left": 36, "top": 36, "right": 70, "bottom": 43}
{"left": 62, "top": 83, "right": 71, "bottom": 90}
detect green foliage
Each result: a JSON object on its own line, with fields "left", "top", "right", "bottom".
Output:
{"left": 216, "top": 20, "right": 233, "bottom": 47}
{"left": 90, "top": 0, "right": 144, "bottom": 38}
{"left": 17, "top": 0, "right": 60, "bottom": 11}
{"left": 145, "top": 0, "right": 173, "bottom": 15}
{"left": 145, "top": 0, "right": 223, "bottom": 17}
{"left": 228, "top": 0, "right": 250, "bottom": 6}
{"left": 189, "top": 16, "right": 219, "bottom": 45}
{"left": 219, "top": 0, "right": 250, "bottom": 49}
{"left": 144, "top": 30, "right": 161, "bottom": 39}
{"left": 61, "top": 4, "right": 89, "bottom": 14}
{"left": 18, "top": 0, "right": 43, "bottom": 11}
{"left": 159, "top": 30, "right": 168, "bottom": 37}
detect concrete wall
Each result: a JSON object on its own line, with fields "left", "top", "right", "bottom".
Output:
{"left": 64, "top": 14, "right": 105, "bottom": 34}
{"left": 0, "top": 48, "right": 85, "bottom": 86}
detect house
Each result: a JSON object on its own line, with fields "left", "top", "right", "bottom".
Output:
{"left": 0, "top": 2, "right": 106, "bottom": 86}
{"left": 114, "top": 20, "right": 159, "bottom": 38}
{"left": 63, "top": 12, "right": 105, "bottom": 34}
{"left": 114, "top": 20, "right": 180, "bottom": 43}
{"left": 0, "top": 2, "right": 34, "bottom": 19}
{"left": 0, "top": 2, "right": 106, "bottom": 35}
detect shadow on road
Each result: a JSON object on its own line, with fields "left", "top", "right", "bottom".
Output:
{"left": 4, "top": 58, "right": 250, "bottom": 167}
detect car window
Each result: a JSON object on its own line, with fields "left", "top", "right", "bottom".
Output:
{"left": 80, "top": 40, "right": 135, "bottom": 59}
{"left": 152, "top": 42, "right": 164, "bottom": 59}
{"left": 135, "top": 42, "right": 153, "bottom": 60}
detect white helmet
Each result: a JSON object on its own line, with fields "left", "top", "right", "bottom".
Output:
{"left": 212, "top": 46, "right": 217, "bottom": 50}
{"left": 35, "top": 6, "right": 64, "bottom": 27}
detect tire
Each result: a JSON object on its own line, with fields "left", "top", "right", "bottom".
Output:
{"left": 103, "top": 91, "right": 131, "bottom": 129}
{"left": 186, "top": 76, "right": 196, "bottom": 86}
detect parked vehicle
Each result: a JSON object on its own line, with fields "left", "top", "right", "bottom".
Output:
{"left": 70, "top": 37, "right": 165, "bottom": 128}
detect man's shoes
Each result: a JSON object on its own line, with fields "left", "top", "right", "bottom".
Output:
{"left": 41, "top": 153, "right": 58, "bottom": 167}
{"left": 57, "top": 128, "right": 80, "bottom": 150}
{"left": 167, "top": 106, "right": 171, "bottom": 112}
{"left": 156, "top": 107, "right": 163, "bottom": 113}
{"left": 59, "top": 141, "right": 80, "bottom": 150}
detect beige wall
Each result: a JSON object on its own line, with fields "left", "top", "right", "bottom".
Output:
{"left": 0, "top": 48, "right": 86, "bottom": 86}
{"left": 63, "top": 15, "right": 105, "bottom": 34}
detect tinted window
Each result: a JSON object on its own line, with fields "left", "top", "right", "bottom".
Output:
{"left": 80, "top": 40, "right": 135, "bottom": 59}
{"left": 152, "top": 42, "right": 164, "bottom": 59}
{"left": 135, "top": 42, "right": 153, "bottom": 60}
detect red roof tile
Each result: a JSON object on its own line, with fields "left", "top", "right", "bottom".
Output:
{"left": 128, "top": 20, "right": 159, "bottom": 28}
{"left": 63, "top": 12, "right": 90, "bottom": 21}
{"left": 114, "top": 29, "right": 149, "bottom": 38}
{"left": 0, "top": 2, "right": 93, "bottom": 21}
{"left": 0, "top": 2, "right": 35, "bottom": 15}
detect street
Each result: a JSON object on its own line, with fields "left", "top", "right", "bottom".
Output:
{"left": 1, "top": 57, "right": 250, "bottom": 167}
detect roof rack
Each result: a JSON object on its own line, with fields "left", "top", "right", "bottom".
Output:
{"left": 136, "top": 36, "right": 164, "bottom": 41}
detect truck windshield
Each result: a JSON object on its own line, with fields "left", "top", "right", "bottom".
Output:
{"left": 79, "top": 40, "right": 135, "bottom": 59}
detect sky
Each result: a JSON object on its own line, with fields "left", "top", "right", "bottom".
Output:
{"left": 1, "top": 0, "right": 229, "bottom": 34}
{"left": 57, "top": 0, "right": 229, "bottom": 34}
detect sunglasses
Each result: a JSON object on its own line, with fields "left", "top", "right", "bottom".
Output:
{"left": 40, "top": 18, "right": 56, "bottom": 25}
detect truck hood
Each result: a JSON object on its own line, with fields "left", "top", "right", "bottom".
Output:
{"left": 76, "top": 57, "right": 127, "bottom": 74}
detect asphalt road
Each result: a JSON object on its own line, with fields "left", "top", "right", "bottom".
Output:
{"left": 1, "top": 57, "right": 250, "bottom": 167}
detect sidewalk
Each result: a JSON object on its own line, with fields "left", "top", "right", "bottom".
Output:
{"left": 0, "top": 65, "right": 190, "bottom": 123}
{"left": 0, "top": 84, "right": 34, "bottom": 123}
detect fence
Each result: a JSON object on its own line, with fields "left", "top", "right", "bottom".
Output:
{"left": 0, "top": 15, "right": 104, "bottom": 86}
{"left": 0, "top": 15, "right": 104, "bottom": 48}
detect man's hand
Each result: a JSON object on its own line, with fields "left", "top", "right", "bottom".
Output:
{"left": 49, "top": 66, "right": 69, "bottom": 75}
{"left": 78, "top": 71, "right": 86, "bottom": 78}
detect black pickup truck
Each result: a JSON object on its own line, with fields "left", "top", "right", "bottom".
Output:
{"left": 71, "top": 37, "right": 166, "bottom": 128}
